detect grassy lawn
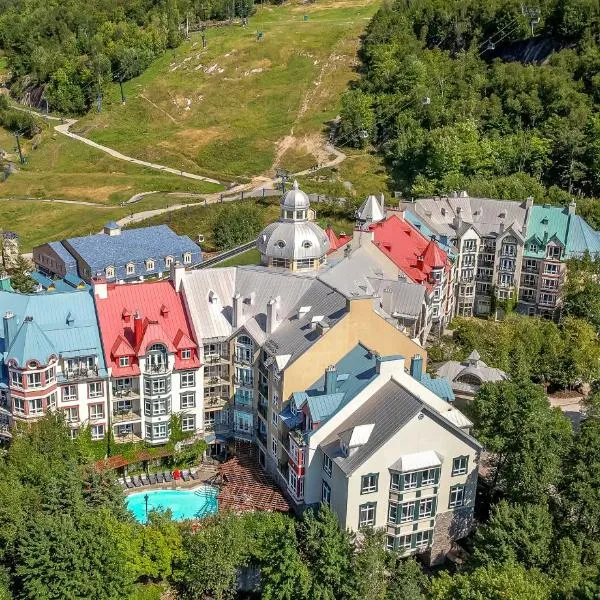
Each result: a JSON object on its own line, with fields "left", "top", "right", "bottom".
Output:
{"left": 215, "top": 247, "right": 261, "bottom": 266}
{"left": 75, "top": 0, "right": 379, "bottom": 180}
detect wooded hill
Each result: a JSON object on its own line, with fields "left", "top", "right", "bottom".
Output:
{"left": 339, "top": 0, "right": 600, "bottom": 199}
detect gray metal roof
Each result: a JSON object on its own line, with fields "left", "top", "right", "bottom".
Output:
{"left": 368, "top": 277, "right": 427, "bottom": 319}
{"left": 257, "top": 220, "right": 330, "bottom": 260}
{"left": 404, "top": 195, "right": 528, "bottom": 239}
{"left": 436, "top": 352, "right": 508, "bottom": 384}
{"left": 321, "top": 379, "right": 481, "bottom": 476}
{"left": 282, "top": 181, "right": 310, "bottom": 211}
{"left": 320, "top": 380, "right": 423, "bottom": 475}
{"left": 356, "top": 194, "right": 385, "bottom": 224}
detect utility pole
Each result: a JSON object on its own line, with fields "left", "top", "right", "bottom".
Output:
{"left": 96, "top": 75, "right": 103, "bottom": 113}
{"left": 119, "top": 79, "right": 126, "bottom": 104}
{"left": 14, "top": 132, "right": 24, "bottom": 164}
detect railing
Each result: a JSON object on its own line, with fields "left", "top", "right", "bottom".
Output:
{"left": 112, "top": 409, "right": 142, "bottom": 423}
{"left": 205, "top": 396, "right": 229, "bottom": 408}
{"left": 257, "top": 429, "right": 267, "bottom": 447}
{"left": 64, "top": 367, "right": 99, "bottom": 381}
{"left": 112, "top": 388, "right": 140, "bottom": 399}
{"left": 233, "top": 354, "right": 253, "bottom": 366}
{"left": 289, "top": 428, "right": 305, "bottom": 447}
{"left": 204, "top": 374, "right": 229, "bottom": 386}
{"left": 204, "top": 354, "right": 229, "bottom": 364}
{"left": 144, "top": 363, "right": 170, "bottom": 375}
{"left": 234, "top": 376, "right": 254, "bottom": 388}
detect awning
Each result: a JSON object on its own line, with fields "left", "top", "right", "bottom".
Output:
{"left": 390, "top": 450, "right": 442, "bottom": 473}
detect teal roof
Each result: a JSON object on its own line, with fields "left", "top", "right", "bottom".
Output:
{"left": 524, "top": 205, "right": 569, "bottom": 258}
{"left": 419, "top": 373, "right": 455, "bottom": 403}
{"left": 566, "top": 214, "right": 600, "bottom": 258}
{"left": 30, "top": 272, "right": 89, "bottom": 293}
{"left": 0, "top": 288, "right": 106, "bottom": 372}
{"left": 6, "top": 318, "right": 57, "bottom": 366}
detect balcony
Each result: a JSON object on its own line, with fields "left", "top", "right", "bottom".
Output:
{"left": 234, "top": 376, "right": 254, "bottom": 388}
{"left": 234, "top": 400, "right": 253, "bottom": 413}
{"left": 113, "top": 431, "right": 143, "bottom": 444}
{"left": 205, "top": 395, "right": 229, "bottom": 409}
{"left": 258, "top": 402, "right": 268, "bottom": 420}
{"left": 204, "top": 353, "right": 229, "bottom": 365}
{"left": 204, "top": 374, "right": 229, "bottom": 387}
{"left": 144, "top": 363, "right": 170, "bottom": 375}
{"left": 62, "top": 366, "right": 99, "bottom": 382}
{"left": 112, "top": 408, "right": 142, "bottom": 423}
{"left": 205, "top": 422, "right": 232, "bottom": 436}
{"left": 112, "top": 388, "right": 140, "bottom": 400}
{"left": 233, "top": 428, "right": 253, "bottom": 442}
{"left": 289, "top": 428, "right": 305, "bottom": 447}
{"left": 234, "top": 354, "right": 253, "bottom": 366}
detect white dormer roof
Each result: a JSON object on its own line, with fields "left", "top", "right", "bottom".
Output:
{"left": 356, "top": 195, "right": 385, "bottom": 224}
{"left": 339, "top": 423, "right": 375, "bottom": 448}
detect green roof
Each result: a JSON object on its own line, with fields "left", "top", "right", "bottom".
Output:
{"left": 524, "top": 205, "right": 569, "bottom": 258}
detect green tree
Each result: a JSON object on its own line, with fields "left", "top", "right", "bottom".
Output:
{"left": 296, "top": 504, "right": 356, "bottom": 600}
{"left": 338, "top": 89, "right": 375, "bottom": 149}
{"left": 471, "top": 501, "right": 554, "bottom": 570}
{"left": 430, "top": 563, "right": 553, "bottom": 600}
{"left": 212, "top": 203, "right": 264, "bottom": 251}
{"left": 386, "top": 556, "right": 427, "bottom": 600}
{"left": 353, "top": 528, "right": 388, "bottom": 600}
{"left": 468, "top": 380, "right": 572, "bottom": 504}
{"left": 7, "top": 255, "right": 36, "bottom": 294}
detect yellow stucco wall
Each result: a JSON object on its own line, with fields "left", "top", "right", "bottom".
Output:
{"left": 282, "top": 297, "right": 427, "bottom": 398}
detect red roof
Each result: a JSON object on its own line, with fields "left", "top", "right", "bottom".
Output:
{"left": 95, "top": 280, "right": 200, "bottom": 374}
{"left": 370, "top": 215, "right": 450, "bottom": 287}
{"left": 326, "top": 225, "right": 352, "bottom": 255}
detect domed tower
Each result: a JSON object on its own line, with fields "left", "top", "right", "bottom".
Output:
{"left": 257, "top": 181, "right": 330, "bottom": 271}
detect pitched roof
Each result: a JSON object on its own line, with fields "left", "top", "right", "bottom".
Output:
{"left": 566, "top": 213, "right": 600, "bottom": 258}
{"left": 367, "top": 278, "right": 427, "bottom": 319}
{"left": 0, "top": 288, "right": 107, "bottom": 372}
{"left": 356, "top": 195, "right": 385, "bottom": 224}
{"left": 524, "top": 205, "right": 569, "bottom": 258}
{"left": 369, "top": 215, "right": 450, "bottom": 286}
{"left": 6, "top": 317, "right": 57, "bottom": 367}
{"left": 325, "top": 226, "right": 352, "bottom": 254}
{"left": 94, "top": 280, "right": 199, "bottom": 374}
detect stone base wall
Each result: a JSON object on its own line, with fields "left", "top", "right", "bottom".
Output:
{"left": 427, "top": 506, "right": 474, "bottom": 566}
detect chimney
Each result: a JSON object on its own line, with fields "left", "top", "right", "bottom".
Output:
{"left": 92, "top": 276, "right": 108, "bottom": 300}
{"left": 410, "top": 354, "right": 423, "bottom": 381}
{"left": 324, "top": 365, "right": 337, "bottom": 394}
{"left": 3, "top": 312, "right": 17, "bottom": 349}
{"left": 266, "top": 297, "right": 278, "bottom": 335}
{"left": 316, "top": 320, "right": 330, "bottom": 336}
{"left": 417, "top": 255, "right": 424, "bottom": 271}
{"left": 568, "top": 200, "right": 576, "bottom": 215}
{"left": 499, "top": 222, "right": 505, "bottom": 234}
{"left": 526, "top": 196, "right": 534, "bottom": 209}
{"left": 232, "top": 292, "right": 242, "bottom": 328}
{"left": 170, "top": 261, "right": 185, "bottom": 292}
{"left": 379, "top": 193, "right": 385, "bottom": 212}
{"left": 133, "top": 311, "right": 144, "bottom": 348}
{"left": 452, "top": 215, "right": 462, "bottom": 230}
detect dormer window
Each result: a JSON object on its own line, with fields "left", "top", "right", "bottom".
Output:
{"left": 302, "top": 240, "right": 312, "bottom": 249}
{"left": 277, "top": 240, "right": 286, "bottom": 248}
{"left": 126, "top": 263, "right": 135, "bottom": 275}
{"left": 119, "top": 356, "right": 129, "bottom": 367}
{"left": 181, "top": 349, "right": 191, "bottom": 360}
{"left": 340, "top": 439, "right": 349, "bottom": 456}
{"left": 165, "top": 256, "right": 173, "bottom": 268}
{"left": 106, "top": 266, "right": 115, "bottom": 278}
{"left": 183, "top": 252, "right": 192, "bottom": 265}
{"left": 146, "top": 259, "right": 155, "bottom": 271}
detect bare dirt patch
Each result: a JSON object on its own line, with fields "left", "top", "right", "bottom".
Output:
{"left": 159, "top": 127, "right": 225, "bottom": 153}
{"left": 61, "top": 185, "right": 132, "bottom": 202}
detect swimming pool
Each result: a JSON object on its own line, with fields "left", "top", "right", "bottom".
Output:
{"left": 126, "top": 486, "right": 218, "bottom": 523}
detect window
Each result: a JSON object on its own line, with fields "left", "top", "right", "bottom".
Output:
{"left": 105, "top": 266, "right": 115, "bottom": 278}
{"left": 358, "top": 503, "right": 376, "bottom": 528}
{"left": 522, "top": 273, "right": 537, "bottom": 287}
{"left": 296, "top": 258, "right": 314, "bottom": 270}
{"left": 523, "top": 259, "right": 538, "bottom": 272}
{"left": 540, "top": 293, "right": 556, "bottom": 306}
{"left": 204, "top": 411, "right": 215, "bottom": 427}
{"left": 386, "top": 536, "right": 395, "bottom": 551}
{"left": 116, "top": 424, "right": 133, "bottom": 436}
{"left": 322, "top": 480, "right": 331, "bottom": 505}
{"left": 272, "top": 258, "right": 290, "bottom": 269}
{"left": 361, "top": 473, "right": 378, "bottom": 494}
{"left": 452, "top": 456, "right": 468, "bottom": 476}
{"left": 271, "top": 411, "right": 278, "bottom": 426}
{"left": 390, "top": 472, "right": 401, "bottom": 491}
{"left": 26, "top": 372, "right": 42, "bottom": 389}
{"left": 28, "top": 398, "right": 43, "bottom": 415}
{"left": 88, "top": 382, "right": 103, "bottom": 398}
{"left": 544, "top": 263, "right": 559, "bottom": 275}
{"left": 126, "top": 263, "right": 135, "bottom": 275}
{"left": 403, "top": 472, "right": 418, "bottom": 490}
{"left": 414, "top": 530, "right": 431, "bottom": 549}
{"left": 271, "top": 435, "right": 277, "bottom": 457}
{"left": 119, "top": 356, "right": 129, "bottom": 367}
{"left": 546, "top": 245, "right": 561, "bottom": 259}
{"left": 9, "top": 370, "right": 21, "bottom": 387}
{"left": 388, "top": 502, "right": 398, "bottom": 524}
{"left": 89, "top": 403, "right": 104, "bottom": 420}
{"left": 91, "top": 424, "right": 105, "bottom": 440}
{"left": 500, "top": 258, "right": 515, "bottom": 271}
{"left": 62, "top": 385, "right": 77, "bottom": 402}
{"left": 145, "top": 259, "right": 155, "bottom": 271}
{"left": 397, "top": 535, "right": 412, "bottom": 550}
{"left": 115, "top": 399, "right": 132, "bottom": 414}
{"left": 462, "top": 254, "right": 475, "bottom": 267}
{"left": 449, "top": 485, "right": 465, "bottom": 508}
{"left": 13, "top": 398, "right": 25, "bottom": 415}
{"left": 323, "top": 454, "right": 332, "bottom": 476}
{"left": 182, "top": 415, "right": 196, "bottom": 431}
{"left": 400, "top": 501, "right": 415, "bottom": 523}
{"left": 65, "top": 407, "right": 79, "bottom": 423}
{"left": 419, "top": 498, "right": 434, "bottom": 518}
{"left": 165, "top": 256, "right": 173, "bottom": 268}
{"left": 183, "top": 252, "right": 192, "bottom": 264}
{"left": 234, "top": 410, "right": 252, "bottom": 433}
{"left": 541, "top": 277, "right": 559, "bottom": 289}
{"left": 180, "top": 392, "right": 195, "bottom": 409}
{"left": 462, "top": 239, "right": 476, "bottom": 252}
{"left": 145, "top": 422, "right": 169, "bottom": 440}
{"left": 69, "top": 428, "right": 79, "bottom": 440}
{"left": 421, "top": 468, "right": 436, "bottom": 486}
{"left": 47, "top": 392, "right": 57, "bottom": 409}
{"left": 499, "top": 273, "right": 513, "bottom": 287}
{"left": 45, "top": 367, "right": 56, "bottom": 383}
{"left": 235, "top": 366, "right": 253, "bottom": 387}
{"left": 235, "top": 388, "right": 253, "bottom": 408}
{"left": 145, "top": 397, "right": 169, "bottom": 416}
{"left": 181, "top": 371, "right": 195, "bottom": 388}
{"left": 181, "top": 349, "right": 191, "bottom": 360}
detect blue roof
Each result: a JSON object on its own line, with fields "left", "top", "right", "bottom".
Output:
{"left": 62, "top": 225, "right": 202, "bottom": 281}
{"left": 30, "top": 272, "right": 89, "bottom": 293}
{"left": 105, "top": 221, "right": 119, "bottom": 229}
{"left": 0, "top": 288, "right": 107, "bottom": 373}
{"left": 566, "top": 214, "right": 600, "bottom": 258}
{"left": 419, "top": 373, "right": 455, "bottom": 403}
{"left": 48, "top": 241, "right": 78, "bottom": 273}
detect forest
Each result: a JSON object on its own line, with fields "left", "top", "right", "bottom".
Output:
{"left": 339, "top": 0, "right": 600, "bottom": 200}
{"left": 0, "top": 0, "right": 254, "bottom": 114}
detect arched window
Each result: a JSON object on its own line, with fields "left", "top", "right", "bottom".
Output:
{"left": 147, "top": 344, "right": 168, "bottom": 372}
{"left": 235, "top": 335, "right": 254, "bottom": 363}
{"left": 145, "top": 259, "right": 155, "bottom": 271}
{"left": 183, "top": 252, "right": 192, "bottom": 264}
{"left": 105, "top": 266, "right": 115, "bottom": 278}
{"left": 126, "top": 263, "right": 135, "bottom": 275}
{"left": 456, "top": 374, "right": 482, "bottom": 386}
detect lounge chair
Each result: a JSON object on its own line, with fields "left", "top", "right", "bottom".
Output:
{"left": 164, "top": 471, "right": 172, "bottom": 482}
{"left": 189, "top": 470, "right": 197, "bottom": 480}
{"left": 182, "top": 470, "right": 190, "bottom": 482}
{"left": 148, "top": 473, "right": 157, "bottom": 485}
{"left": 133, "top": 476, "right": 142, "bottom": 487}
{"left": 125, "top": 477, "right": 135, "bottom": 489}
{"left": 155, "top": 472, "right": 164, "bottom": 484}
{"left": 117, "top": 477, "right": 126, "bottom": 487}
{"left": 140, "top": 474, "right": 150, "bottom": 486}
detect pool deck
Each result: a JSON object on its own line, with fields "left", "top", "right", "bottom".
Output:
{"left": 122, "top": 465, "right": 219, "bottom": 496}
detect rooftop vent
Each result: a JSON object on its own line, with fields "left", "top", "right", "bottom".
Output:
{"left": 298, "top": 306, "right": 311, "bottom": 319}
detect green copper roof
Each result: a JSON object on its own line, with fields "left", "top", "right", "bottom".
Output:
{"left": 6, "top": 317, "right": 57, "bottom": 367}
{"left": 566, "top": 214, "right": 600, "bottom": 258}
{"left": 524, "top": 205, "right": 569, "bottom": 259}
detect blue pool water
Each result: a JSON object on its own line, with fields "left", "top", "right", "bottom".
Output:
{"left": 126, "top": 486, "right": 218, "bottom": 523}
